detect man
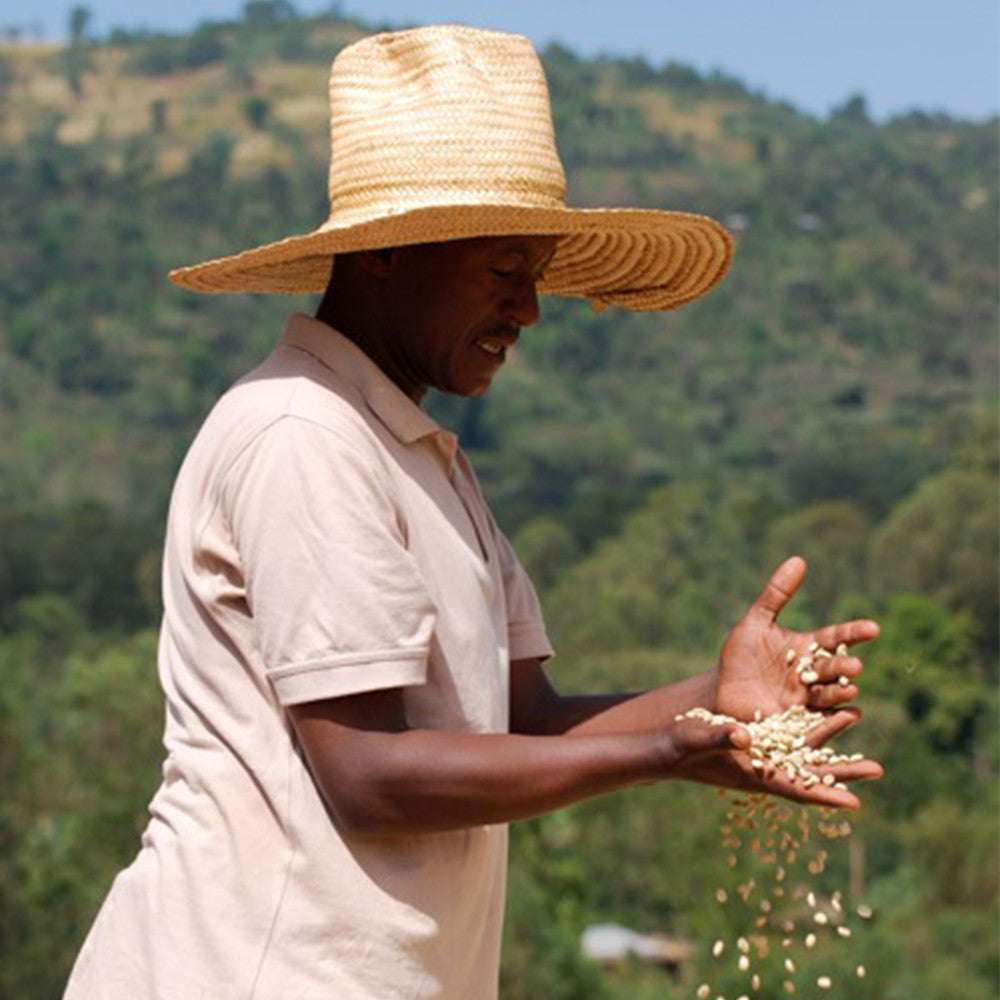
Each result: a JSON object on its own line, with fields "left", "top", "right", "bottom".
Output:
{"left": 64, "top": 25, "right": 881, "bottom": 1000}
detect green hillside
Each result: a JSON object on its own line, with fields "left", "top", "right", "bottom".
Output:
{"left": 0, "top": 6, "right": 997, "bottom": 998}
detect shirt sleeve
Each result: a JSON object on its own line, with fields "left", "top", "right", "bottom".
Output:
{"left": 222, "top": 415, "right": 437, "bottom": 705}
{"left": 492, "top": 523, "right": 555, "bottom": 663}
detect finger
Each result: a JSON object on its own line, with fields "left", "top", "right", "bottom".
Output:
{"left": 728, "top": 724, "right": 751, "bottom": 751}
{"left": 812, "top": 619, "right": 881, "bottom": 650}
{"left": 807, "top": 681, "right": 859, "bottom": 710}
{"left": 749, "top": 555, "right": 807, "bottom": 622}
{"left": 789, "top": 785, "right": 862, "bottom": 811}
{"left": 809, "top": 654, "right": 863, "bottom": 685}
{"left": 821, "top": 759, "right": 884, "bottom": 782}
{"left": 803, "top": 708, "right": 862, "bottom": 746}
{"left": 752, "top": 770, "right": 863, "bottom": 810}
{"left": 754, "top": 758, "right": 882, "bottom": 810}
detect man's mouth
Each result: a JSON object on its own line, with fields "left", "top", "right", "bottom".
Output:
{"left": 475, "top": 330, "right": 519, "bottom": 357}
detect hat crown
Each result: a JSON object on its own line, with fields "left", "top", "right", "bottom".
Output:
{"left": 324, "top": 25, "right": 567, "bottom": 228}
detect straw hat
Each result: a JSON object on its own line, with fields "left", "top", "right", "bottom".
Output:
{"left": 169, "top": 24, "right": 734, "bottom": 312}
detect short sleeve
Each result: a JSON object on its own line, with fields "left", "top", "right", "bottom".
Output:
{"left": 492, "top": 526, "right": 554, "bottom": 663}
{"left": 223, "top": 416, "right": 437, "bottom": 705}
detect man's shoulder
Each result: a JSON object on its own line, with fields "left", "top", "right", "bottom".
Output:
{"left": 220, "top": 343, "right": 378, "bottom": 440}
{"left": 184, "top": 344, "right": 391, "bottom": 490}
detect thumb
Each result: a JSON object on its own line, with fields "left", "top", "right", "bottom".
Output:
{"left": 661, "top": 719, "right": 749, "bottom": 777}
{"left": 724, "top": 722, "right": 751, "bottom": 751}
{"left": 749, "top": 555, "right": 807, "bottom": 622}
{"left": 675, "top": 719, "right": 750, "bottom": 757}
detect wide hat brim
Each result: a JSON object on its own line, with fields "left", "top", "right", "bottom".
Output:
{"left": 169, "top": 202, "right": 733, "bottom": 312}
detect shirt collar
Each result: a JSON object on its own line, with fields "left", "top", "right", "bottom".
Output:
{"left": 281, "top": 313, "right": 458, "bottom": 465}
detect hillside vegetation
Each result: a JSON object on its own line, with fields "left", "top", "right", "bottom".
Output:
{"left": 0, "top": 6, "right": 997, "bottom": 998}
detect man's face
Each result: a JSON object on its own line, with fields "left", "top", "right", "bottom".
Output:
{"left": 380, "top": 235, "right": 557, "bottom": 399}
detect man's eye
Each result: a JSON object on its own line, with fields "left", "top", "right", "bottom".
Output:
{"left": 490, "top": 266, "right": 517, "bottom": 278}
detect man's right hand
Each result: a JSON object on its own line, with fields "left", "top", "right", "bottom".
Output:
{"left": 661, "top": 709, "right": 883, "bottom": 811}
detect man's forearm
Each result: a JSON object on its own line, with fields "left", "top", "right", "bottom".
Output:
{"left": 511, "top": 658, "right": 716, "bottom": 737}
{"left": 299, "top": 725, "right": 672, "bottom": 834}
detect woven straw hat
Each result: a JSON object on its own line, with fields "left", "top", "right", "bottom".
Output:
{"left": 169, "top": 24, "right": 734, "bottom": 311}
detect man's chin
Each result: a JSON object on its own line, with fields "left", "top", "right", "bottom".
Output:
{"left": 438, "top": 372, "right": 496, "bottom": 398}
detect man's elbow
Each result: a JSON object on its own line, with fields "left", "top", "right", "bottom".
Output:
{"left": 306, "top": 753, "right": 417, "bottom": 836}
{"left": 312, "top": 772, "right": 405, "bottom": 835}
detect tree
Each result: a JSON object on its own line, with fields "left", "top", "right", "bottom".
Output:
{"left": 149, "top": 98, "right": 168, "bottom": 134}
{"left": 62, "top": 6, "right": 93, "bottom": 98}
{"left": 831, "top": 93, "right": 871, "bottom": 126}
{"left": 542, "top": 478, "right": 779, "bottom": 661}
{"left": 0, "top": 51, "right": 14, "bottom": 114}
{"left": 869, "top": 470, "right": 999, "bottom": 660}
{"left": 243, "top": 0, "right": 298, "bottom": 25}
{"left": 69, "top": 5, "right": 90, "bottom": 45}
{"left": 242, "top": 95, "right": 270, "bottom": 130}
{"left": 865, "top": 594, "right": 984, "bottom": 753}
{"left": 511, "top": 516, "right": 580, "bottom": 594}
{"left": 0, "top": 628, "right": 163, "bottom": 997}
{"left": 764, "top": 501, "right": 871, "bottom": 621}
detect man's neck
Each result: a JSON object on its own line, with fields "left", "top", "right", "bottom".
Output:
{"left": 316, "top": 290, "right": 427, "bottom": 404}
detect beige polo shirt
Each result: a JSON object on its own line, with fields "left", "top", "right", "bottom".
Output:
{"left": 64, "top": 314, "right": 553, "bottom": 1000}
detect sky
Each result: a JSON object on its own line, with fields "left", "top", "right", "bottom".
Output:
{"left": 8, "top": 0, "right": 1000, "bottom": 122}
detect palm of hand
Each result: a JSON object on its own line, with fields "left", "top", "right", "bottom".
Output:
{"left": 714, "top": 613, "right": 801, "bottom": 720}
{"left": 710, "top": 557, "right": 879, "bottom": 722}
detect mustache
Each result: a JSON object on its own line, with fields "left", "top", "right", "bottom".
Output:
{"left": 487, "top": 324, "right": 520, "bottom": 343}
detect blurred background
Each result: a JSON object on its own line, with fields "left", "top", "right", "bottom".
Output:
{"left": 0, "top": 3, "right": 996, "bottom": 997}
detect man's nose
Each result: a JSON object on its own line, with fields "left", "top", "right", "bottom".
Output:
{"left": 503, "top": 279, "right": 541, "bottom": 328}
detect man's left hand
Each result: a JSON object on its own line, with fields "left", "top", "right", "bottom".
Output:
{"left": 711, "top": 556, "right": 880, "bottom": 722}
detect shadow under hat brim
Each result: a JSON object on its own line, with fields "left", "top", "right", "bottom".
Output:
{"left": 168, "top": 203, "right": 734, "bottom": 312}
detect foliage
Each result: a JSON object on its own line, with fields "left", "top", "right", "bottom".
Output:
{"left": 0, "top": 10, "right": 995, "bottom": 998}
{"left": 122, "top": 23, "right": 228, "bottom": 76}
{"left": 869, "top": 469, "right": 999, "bottom": 659}
{"left": 542, "top": 476, "right": 782, "bottom": 660}
{"left": 0, "top": 626, "right": 163, "bottom": 998}
{"left": 764, "top": 500, "right": 871, "bottom": 621}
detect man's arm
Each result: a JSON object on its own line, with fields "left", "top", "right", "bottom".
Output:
{"left": 289, "top": 686, "right": 747, "bottom": 835}
{"left": 289, "top": 558, "right": 882, "bottom": 836}
{"left": 289, "top": 675, "right": 879, "bottom": 838}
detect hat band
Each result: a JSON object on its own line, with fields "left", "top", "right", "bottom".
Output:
{"left": 324, "top": 175, "right": 567, "bottom": 229}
